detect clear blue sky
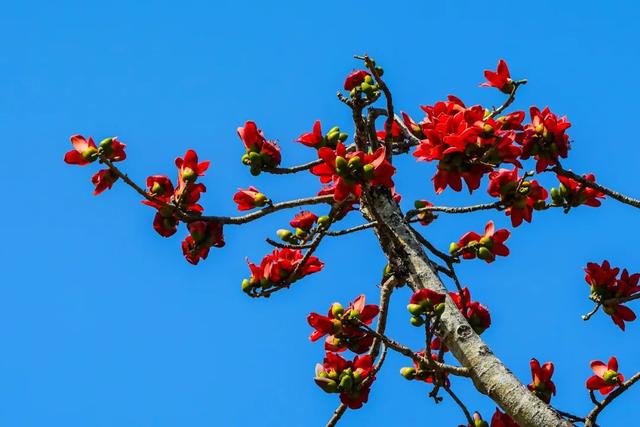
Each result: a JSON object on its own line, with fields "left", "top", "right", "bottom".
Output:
{"left": 1, "top": 1, "right": 639, "bottom": 425}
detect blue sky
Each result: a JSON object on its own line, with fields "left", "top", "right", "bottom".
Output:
{"left": 1, "top": 0, "right": 640, "bottom": 425}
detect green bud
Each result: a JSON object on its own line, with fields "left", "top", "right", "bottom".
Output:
{"left": 348, "top": 156, "right": 362, "bottom": 169}
{"left": 559, "top": 183, "right": 568, "bottom": 197}
{"left": 338, "top": 132, "right": 349, "bottom": 142}
{"left": 433, "top": 302, "right": 446, "bottom": 316}
{"left": 295, "top": 228, "right": 307, "bottom": 238}
{"left": 335, "top": 156, "right": 348, "bottom": 172}
{"left": 407, "top": 304, "right": 423, "bottom": 316}
{"left": 329, "top": 126, "right": 340, "bottom": 134}
{"left": 477, "top": 247, "right": 492, "bottom": 260}
{"left": 410, "top": 316, "right": 424, "bottom": 327}
{"left": 349, "top": 88, "right": 357, "bottom": 98}
{"left": 253, "top": 193, "right": 268, "bottom": 207}
{"left": 400, "top": 367, "right": 416, "bottom": 380}
{"left": 331, "top": 303, "right": 344, "bottom": 318}
{"left": 479, "top": 236, "right": 493, "bottom": 248}
{"left": 181, "top": 167, "right": 196, "bottom": 182}
{"left": 81, "top": 147, "right": 99, "bottom": 161}
{"left": 448, "top": 242, "right": 459, "bottom": 254}
{"left": 360, "top": 82, "right": 372, "bottom": 93}
{"left": 248, "top": 151, "right": 262, "bottom": 163}
{"left": 339, "top": 374, "right": 353, "bottom": 392}
{"left": 241, "top": 279, "right": 253, "bottom": 292}
{"left": 363, "top": 163, "right": 374, "bottom": 180}
{"left": 364, "top": 75, "right": 374, "bottom": 85}
{"left": 414, "top": 200, "right": 426, "bottom": 209}
{"left": 241, "top": 153, "right": 251, "bottom": 165}
{"left": 98, "top": 137, "right": 113, "bottom": 149}
{"left": 317, "top": 215, "right": 331, "bottom": 228}
{"left": 374, "top": 66, "right": 384, "bottom": 76}
{"left": 383, "top": 264, "right": 392, "bottom": 278}
{"left": 277, "top": 229, "right": 293, "bottom": 241}
{"left": 314, "top": 377, "right": 338, "bottom": 393}
{"left": 327, "top": 131, "right": 340, "bottom": 143}
{"left": 151, "top": 182, "right": 165, "bottom": 196}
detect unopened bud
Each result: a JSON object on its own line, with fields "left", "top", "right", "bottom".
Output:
{"left": 314, "top": 377, "right": 338, "bottom": 393}
{"left": 331, "top": 303, "right": 344, "bottom": 318}
{"left": 339, "top": 374, "right": 353, "bottom": 392}
{"left": 407, "top": 304, "right": 423, "bottom": 316}
{"left": 400, "top": 367, "right": 416, "bottom": 380}
{"left": 253, "top": 193, "right": 268, "bottom": 207}
{"left": 277, "top": 229, "right": 293, "bottom": 241}
{"left": 477, "top": 247, "right": 492, "bottom": 260}
{"left": 241, "top": 279, "right": 253, "bottom": 292}
{"left": 317, "top": 215, "right": 331, "bottom": 228}
{"left": 433, "top": 303, "right": 446, "bottom": 316}
{"left": 338, "top": 132, "right": 349, "bottom": 142}
{"left": 335, "top": 156, "right": 348, "bottom": 172}
{"left": 410, "top": 316, "right": 424, "bottom": 327}
{"left": 449, "top": 242, "right": 459, "bottom": 254}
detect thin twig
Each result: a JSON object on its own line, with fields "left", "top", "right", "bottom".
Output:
{"left": 552, "top": 166, "right": 640, "bottom": 210}
{"left": 369, "top": 276, "right": 397, "bottom": 360}
{"left": 262, "top": 158, "right": 323, "bottom": 174}
{"left": 405, "top": 202, "right": 501, "bottom": 220}
{"left": 584, "top": 371, "right": 640, "bottom": 427}
{"left": 443, "top": 385, "right": 473, "bottom": 426}
{"left": 487, "top": 79, "right": 527, "bottom": 119}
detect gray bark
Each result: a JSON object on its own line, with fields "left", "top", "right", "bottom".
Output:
{"left": 361, "top": 187, "right": 574, "bottom": 427}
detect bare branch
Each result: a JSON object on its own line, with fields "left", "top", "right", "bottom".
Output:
{"left": 369, "top": 276, "right": 397, "bottom": 360}
{"left": 487, "top": 79, "right": 528, "bottom": 119}
{"left": 262, "top": 158, "right": 323, "bottom": 175}
{"left": 405, "top": 202, "right": 502, "bottom": 220}
{"left": 443, "top": 385, "right": 473, "bottom": 426}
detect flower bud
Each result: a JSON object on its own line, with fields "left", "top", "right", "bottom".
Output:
{"left": 339, "top": 374, "right": 353, "bottom": 392}
{"left": 241, "top": 153, "right": 250, "bottom": 165}
{"left": 331, "top": 303, "right": 344, "bottom": 318}
{"left": 253, "top": 193, "right": 268, "bottom": 207}
{"left": 277, "top": 229, "right": 293, "bottom": 241}
{"left": 241, "top": 278, "right": 253, "bottom": 292}
{"left": 477, "top": 247, "right": 492, "bottom": 260}
{"left": 314, "top": 377, "right": 338, "bottom": 393}
{"left": 479, "top": 236, "right": 493, "bottom": 248}
{"left": 433, "top": 302, "right": 446, "bottom": 316}
{"left": 360, "top": 82, "right": 372, "bottom": 93}
{"left": 383, "top": 263, "right": 393, "bottom": 277}
{"left": 82, "top": 147, "right": 99, "bottom": 162}
{"left": 603, "top": 369, "right": 620, "bottom": 384}
{"left": 400, "top": 367, "right": 416, "bottom": 380}
{"left": 295, "top": 228, "right": 307, "bottom": 238}
{"left": 449, "top": 242, "right": 459, "bottom": 254}
{"left": 363, "top": 163, "right": 374, "bottom": 180}
{"left": 327, "top": 131, "right": 340, "bottom": 143}
{"left": 374, "top": 66, "right": 384, "bottom": 76}
{"left": 348, "top": 156, "right": 362, "bottom": 169}
{"left": 317, "top": 215, "right": 331, "bottom": 228}
{"left": 338, "top": 132, "right": 349, "bottom": 142}
{"left": 181, "top": 167, "right": 196, "bottom": 182}
{"left": 364, "top": 75, "right": 374, "bottom": 85}
{"left": 407, "top": 304, "right": 423, "bottom": 316}
{"left": 335, "top": 156, "right": 348, "bottom": 173}
{"left": 410, "top": 316, "right": 424, "bottom": 327}
{"left": 99, "top": 137, "right": 113, "bottom": 148}
{"left": 151, "top": 182, "right": 165, "bottom": 196}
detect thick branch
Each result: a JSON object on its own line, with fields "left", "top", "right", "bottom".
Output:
{"left": 360, "top": 186, "right": 574, "bottom": 427}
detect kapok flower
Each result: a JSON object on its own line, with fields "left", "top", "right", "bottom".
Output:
{"left": 144, "top": 175, "right": 175, "bottom": 204}
{"left": 238, "top": 121, "right": 282, "bottom": 174}
{"left": 289, "top": 211, "right": 318, "bottom": 232}
{"left": 586, "top": 261, "right": 640, "bottom": 330}
{"left": 413, "top": 200, "right": 436, "bottom": 226}
{"left": 407, "top": 289, "right": 446, "bottom": 326}
{"left": 400, "top": 351, "right": 449, "bottom": 386}
{"left": 491, "top": 409, "right": 520, "bottom": 427}
{"left": 585, "top": 260, "right": 620, "bottom": 294}
{"left": 180, "top": 221, "right": 225, "bottom": 265}
{"left": 488, "top": 168, "right": 548, "bottom": 227}
{"left": 521, "top": 107, "right": 571, "bottom": 172}
{"left": 91, "top": 169, "right": 119, "bottom": 195}
{"left": 586, "top": 357, "right": 624, "bottom": 395}
{"left": 314, "top": 352, "right": 375, "bottom": 409}
{"left": 450, "top": 221, "right": 510, "bottom": 263}
{"left": 449, "top": 288, "right": 492, "bottom": 335}
{"left": 296, "top": 120, "right": 348, "bottom": 149}
{"left": 307, "top": 294, "right": 379, "bottom": 354}
{"left": 242, "top": 248, "right": 324, "bottom": 293}
{"left": 480, "top": 59, "right": 514, "bottom": 94}
{"left": 552, "top": 173, "right": 605, "bottom": 208}
{"left": 527, "top": 358, "right": 556, "bottom": 403}
{"left": 175, "top": 149, "right": 210, "bottom": 186}
{"left": 64, "top": 135, "right": 99, "bottom": 165}
{"left": 311, "top": 142, "right": 396, "bottom": 201}
{"left": 343, "top": 70, "right": 371, "bottom": 91}
{"left": 233, "top": 186, "right": 269, "bottom": 211}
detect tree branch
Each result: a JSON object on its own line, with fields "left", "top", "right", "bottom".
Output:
{"left": 487, "top": 79, "right": 527, "bottom": 119}
{"left": 584, "top": 371, "right": 640, "bottom": 427}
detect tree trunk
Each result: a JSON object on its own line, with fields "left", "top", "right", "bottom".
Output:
{"left": 361, "top": 187, "right": 574, "bottom": 427}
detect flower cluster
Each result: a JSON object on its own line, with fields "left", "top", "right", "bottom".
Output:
{"left": 406, "top": 288, "right": 446, "bottom": 327}
{"left": 399, "top": 351, "right": 449, "bottom": 386}
{"left": 488, "top": 168, "right": 548, "bottom": 227}
{"left": 296, "top": 120, "right": 348, "bottom": 149}
{"left": 64, "top": 135, "right": 127, "bottom": 195}
{"left": 587, "top": 357, "right": 624, "bottom": 395}
{"left": 314, "top": 352, "right": 374, "bottom": 409}
{"left": 181, "top": 221, "right": 225, "bottom": 265}
{"left": 520, "top": 107, "right": 571, "bottom": 172}
{"left": 308, "top": 295, "right": 379, "bottom": 354}
{"left": 450, "top": 221, "right": 510, "bottom": 263}
{"left": 344, "top": 69, "right": 380, "bottom": 100}
{"left": 585, "top": 261, "right": 640, "bottom": 330}
{"left": 311, "top": 142, "right": 396, "bottom": 201}
{"left": 238, "top": 121, "right": 282, "bottom": 175}
{"left": 551, "top": 173, "right": 605, "bottom": 208}
{"left": 527, "top": 358, "right": 556, "bottom": 403}
{"left": 242, "top": 248, "right": 324, "bottom": 293}
{"left": 413, "top": 200, "right": 437, "bottom": 226}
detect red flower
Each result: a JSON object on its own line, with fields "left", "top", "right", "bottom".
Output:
{"left": 98, "top": 137, "right": 127, "bottom": 162}
{"left": 311, "top": 142, "right": 396, "bottom": 201}
{"left": 152, "top": 210, "right": 179, "bottom": 237}
{"left": 290, "top": 211, "right": 318, "bottom": 231}
{"left": 64, "top": 135, "right": 98, "bottom": 165}
{"left": 586, "top": 261, "right": 640, "bottom": 330}
{"left": 480, "top": 59, "right": 514, "bottom": 93}
{"left": 554, "top": 173, "right": 605, "bottom": 207}
{"left": 181, "top": 221, "right": 225, "bottom": 265}
{"left": 233, "top": 186, "right": 269, "bottom": 211}
{"left": 314, "top": 352, "right": 375, "bottom": 409}
{"left": 527, "top": 358, "right": 556, "bottom": 403}
{"left": 376, "top": 120, "right": 403, "bottom": 143}
{"left": 491, "top": 409, "right": 520, "bottom": 427}
{"left": 296, "top": 120, "right": 347, "bottom": 149}
{"left": 243, "top": 248, "right": 324, "bottom": 293}
{"left": 449, "top": 288, "right": 491, "bottom": 335}
{"left": 307, "top": 294, "right": 379, "bottom": 354}
{"left": 413, "top": 200, "right": 436, "bottom": 226}
{"left": 144, "top": 175, "right": 175, "bottom": 204}
{"left": 175, "top": 149, "right": 210, "bottom": 186}
{"left": 238, "top": 121, "right": 282, "bottom": 172}
{"left": 586, "top": 357, "right": 624, "bottom": 395}
{"left": 407, "top": 289, "right": 446, "bottom": 318}
{"left": 343, "top": 70, "right": 371, "bottom": 91}
{"left": 452, "top": 221, "right": 510, "bottom": 263}
{"left": 521, "top": 107, "right": 571, "bottom": 172}
{"left": 91, "top": 169, "right": 118, "bottom": 195}
{"left": 488, "top": 168, "right": 548, "bottom": 227}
